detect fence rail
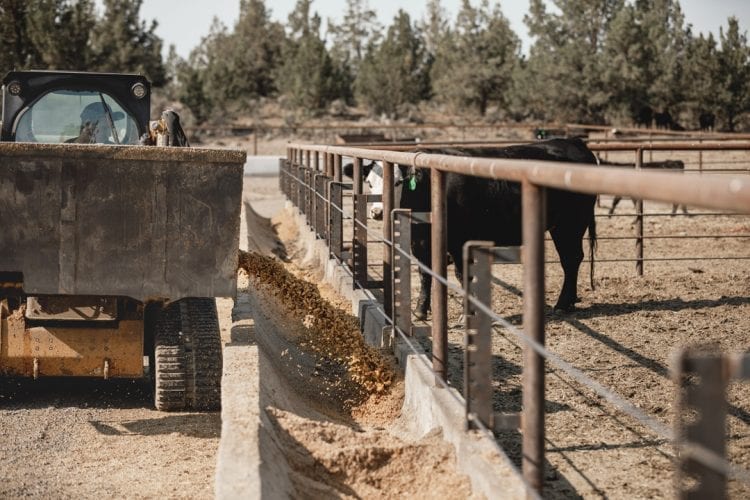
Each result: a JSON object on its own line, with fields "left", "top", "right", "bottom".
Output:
{"left": 280, "top": 140, "right": 750, "bottom": 497}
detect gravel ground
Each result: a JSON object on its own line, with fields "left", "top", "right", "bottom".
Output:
{"left": 0, "top": 378, "right": 219, "bottom": 498}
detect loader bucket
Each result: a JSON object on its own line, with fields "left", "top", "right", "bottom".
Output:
{"left": 0, "top": 143, "right": 246, "bottom": 301}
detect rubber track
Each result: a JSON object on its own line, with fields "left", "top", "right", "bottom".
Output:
{"left": 181, "top": 298, "right": 222, "bottom": 411}
{"left": 154, "top": 298, "right": 222, "bottom": 411}
{"left": 154, "top": 302, "right": 187, "bottom": 411}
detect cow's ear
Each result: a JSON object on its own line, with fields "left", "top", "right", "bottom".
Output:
{"left": 363, "top": 161, "right": 374, "bottom": 177}
{"left": 409, "top": 168, "right": 422, "bottom": 191}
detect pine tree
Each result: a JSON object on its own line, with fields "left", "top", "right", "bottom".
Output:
{"left": 275, "top": 0, "right": 339, "bottom": 112}
{"left": 638, "top": 0, "right": 691, "bottom": 115}
{"left": 420, "top": 0, "right": 449, "bottom": 59}
{"left": 717, "top": 17, "right": 750, "bottom": 131}
{"left": 683, "top": 33, "right": 721, "bottom": 127}
{"left": 355, "top": 10, "right": 429, "bottom": 117}
{"left": 327, "top": 0, "right": 380, "bottom": 74}
{"left": 194, "top": 18, "right": 238, "bottom": 115}
{"left": 326, "top": 0, "right": 380, "bottom": 104}
{"left": 520, "top": 0, "right": 622, "bottom": 123}
{"left": 232, "top": 0, "right": 284, "bottom": 100}
{"left": 175, "top": 53, "right": 210, "bottom": 122}
{"left": 0, "top": 0, "right": 36, "bottom": 73}
{"left": 27, "top": 0, "right": 96, "bottom": 71}
{"left": 431, "top": 0, "right": 519, "bottom": 116}
{"left": 601, "top": 3, "right": 652, "bottom": 123}
{"left": 91, "top": 0, "right": 165, "bottom": 85}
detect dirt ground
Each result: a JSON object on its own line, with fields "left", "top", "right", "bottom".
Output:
{"left": 0, "top": 378, "right": 219, "bottom": 498}
{"left": 0, "top": 295, "right": 244, "bottom": 498}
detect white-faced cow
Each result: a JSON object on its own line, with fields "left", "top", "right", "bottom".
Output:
{"left": 365, "top": 138, "right": 598, "bottom": 319}
{"left": 343, "top": 160, "right": 404, "bottom": 219}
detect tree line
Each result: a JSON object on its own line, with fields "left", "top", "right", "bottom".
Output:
{"left": 2, "top": 0, "right": 749, "bottom": 131}
{"left": 0, "top": 0, "right": 165, "bottom": 84}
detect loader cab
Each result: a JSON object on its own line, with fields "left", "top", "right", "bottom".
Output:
{"left": 1, "top": 70, "right": 150, "bottom": 144}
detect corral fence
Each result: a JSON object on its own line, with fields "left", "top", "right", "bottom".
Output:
{"left": 191, "top": 119, "right": 750, "bottom": 155}
{"left": 279, "top": 141, "right": 750, "bottom": 498}
{"left": 297, "top": 139, "right": 750, "bottom": 277}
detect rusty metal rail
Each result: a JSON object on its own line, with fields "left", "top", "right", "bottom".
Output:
{"left": 281, "top": 142, "right": 750, "bottom": 497}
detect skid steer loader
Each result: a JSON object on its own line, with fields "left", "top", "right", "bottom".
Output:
{"left": 0, "top": 70, "right": 245, "bottom": 411}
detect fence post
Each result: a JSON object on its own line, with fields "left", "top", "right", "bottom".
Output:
{"left": 353, "top": 193, "right": 368, "bottom": 288}
{"left": 431, "top": 168, "right": 448, "bottom": 385}
{"left": 464, "top": 241, "right": 493, "bottom": 431}
{"left": 522, "top": 179, "right": 546, "bottom": 496}
{"left": 383, "top": 161, "right": 395, "bottom": 319}
{"left": 391, "top": 209, "right": 413, "bottom": 337}
{"left": 295, "top": 162, "right": 302, "bottom": 214}
{"left": 635, "top": 148, "right": 644, "bottom": 276}
{"left": 674, "top": 349, "right": 727, "bottom": 500}
{"left": 334, "top": 154, "right": 342, "bottom": 182}
{"left": 305, "top": 166, "right": 313, "bottom": 221}
{"left": 353, "top": 157, "right": 363, "bottom": 195}
{"left": 329, "top": 182, "right": 346, "bottom": 261}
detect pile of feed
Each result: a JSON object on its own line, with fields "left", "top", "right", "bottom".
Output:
{"left": 236, "top": 250, "right": 476, "bottom": 498}
{"left": 238, "top": 250, "right": 394, "bottom": 399}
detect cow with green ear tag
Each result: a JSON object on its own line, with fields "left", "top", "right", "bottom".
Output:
{"left": 367, "top": 139, "right": 599, "bottom": 320}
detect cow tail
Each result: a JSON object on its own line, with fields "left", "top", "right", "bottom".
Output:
{"left": 588, "top": 214, "right": 597, "bottom": 290}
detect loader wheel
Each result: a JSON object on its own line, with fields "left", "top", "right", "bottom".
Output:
{"left": 153, "top": 298, "right": 222, "bottom": 411}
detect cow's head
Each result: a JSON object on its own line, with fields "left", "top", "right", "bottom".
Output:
{"left": 366, "top": 162, "right": 405, "bottom": 219}
{"left": 398, "top": 165, "right": 432, "bottom": 211}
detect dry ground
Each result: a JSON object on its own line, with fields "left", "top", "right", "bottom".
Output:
{"left": 0, "top": 376, "right": 219, "bottom": 498}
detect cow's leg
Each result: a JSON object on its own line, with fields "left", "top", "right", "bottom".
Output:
{"left": 671, "top": 203, "right": 678, "bottom": 215}
{"left": 412, "top": 225, "right": 432, "bottom": 321}
{"left": 550, "top": 225, "right": 586, "bottom": 312}
{"left": 415, "top": 266, "right": 431, "bottom": 321}
{"left": 448, "top": 241, "right": 465, "bottom": 284}
{"left": 608, "top": 196, "right": 621, "bottom": 216}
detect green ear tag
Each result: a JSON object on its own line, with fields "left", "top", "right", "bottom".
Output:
{"left": 409, "top": 176, "right": 417, "bottom": 191}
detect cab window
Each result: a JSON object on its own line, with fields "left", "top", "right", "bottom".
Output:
{"left": 14, "top": 90, "right": 139, "bottom": 144}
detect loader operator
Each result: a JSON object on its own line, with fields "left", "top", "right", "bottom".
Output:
{"left": 67, "top": 101, "right": 123, "bottom": 144}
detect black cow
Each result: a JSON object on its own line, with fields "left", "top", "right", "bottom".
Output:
{"left": 633, "top": 105, "right": 654, "bottom": 128}
{"left": 601, "top": 159, "right": 688, "bottom": 215}
{"left": 653, "top": 110, "right": 686, "bottom": 131}
{"left": 699, "top": 112, "right": 715, "bottom": 132}
{"left": 398, "top": 138, "right": 598, "bottom": 319}
{"left": 654, "top": 110, "right": 673, "bottom": 130}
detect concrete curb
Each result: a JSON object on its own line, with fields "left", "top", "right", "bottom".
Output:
{"left": 289, "top": 205, "right": 529, "bottom": 499}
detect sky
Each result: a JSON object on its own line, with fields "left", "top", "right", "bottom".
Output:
{"left": 134, "top": 0, "right": 750, "bottom": 59}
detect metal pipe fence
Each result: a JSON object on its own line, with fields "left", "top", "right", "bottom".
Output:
{"left": 279, "top": 141, "right": 750, "bottom": 498}
{"left": 313, "top": 140, "right": 750, "bottom": 276}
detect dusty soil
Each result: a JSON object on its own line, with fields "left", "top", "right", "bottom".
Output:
{"left": 0, "top": 291, "right": 241, "bottom": 498}
{"left": 0, "top": 378, "right": 219, "bottom": 499}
